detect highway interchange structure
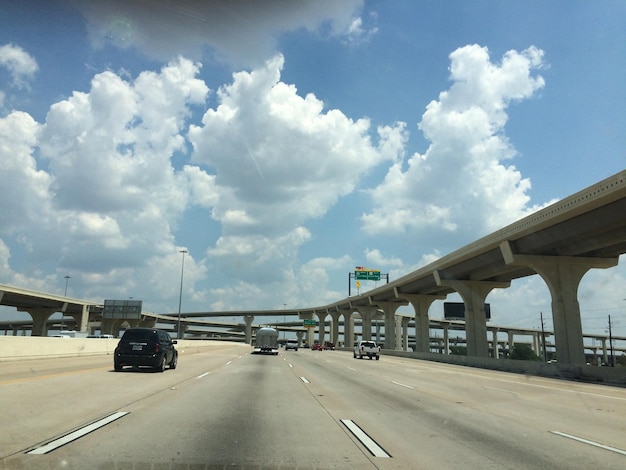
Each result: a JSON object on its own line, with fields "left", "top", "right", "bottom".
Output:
{"left": 1, "top": 170, "right": 626, "bottom": 367}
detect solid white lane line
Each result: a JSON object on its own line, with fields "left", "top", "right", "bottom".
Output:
{"left": 299, "top": 376, "right": 310, "bottom": 384}
{"left": 392, "top": 381, "right": 414, "bottom": 389}
{"left": 551, "top": 431, "right": 626, "bottom": 456}
{"left": 27, "top": 412, "right": 129, "bottom": 455}
{"left": 197, "top": 372, "right": 210, "bottom": 379}
{"left": 483, "top": 385, "right": 521, "bottom": 395}
{"left": 341, "top": 419, "right": 391, "bottom": 458}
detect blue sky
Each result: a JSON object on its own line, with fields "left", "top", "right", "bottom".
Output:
{"left": 0, "top": 0, "right": 625, "bottom": 337}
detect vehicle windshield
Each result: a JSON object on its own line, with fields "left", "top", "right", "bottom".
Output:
{"left": 2, "top": 2, "right": 625, "bottom": 469}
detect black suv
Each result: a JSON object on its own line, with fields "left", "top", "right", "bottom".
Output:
{"left": 114, "top": 328, "right": 178, "bottom": 372}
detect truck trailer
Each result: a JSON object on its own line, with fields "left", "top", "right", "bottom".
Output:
{"left": 252, "top": 327, "right": 279, "bottom": 355}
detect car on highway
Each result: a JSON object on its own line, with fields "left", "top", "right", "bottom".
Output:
{"left": 323, "top": 341, "right": 335, "bottom": 350}
{"left": 285, "top": 339, "right": 299, "bottom": 351}
{"left": 311, "top": 342, "right": 323, "bottom": 351}
{"left": 354, "top": 340, "right": 380, "bottom": 360}
{"left": 114, "top": 328, "right": 178, "bottom": 372}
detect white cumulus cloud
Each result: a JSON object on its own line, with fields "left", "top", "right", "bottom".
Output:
{"left": 361, "top": 45, "right": 549, "bottom": 246}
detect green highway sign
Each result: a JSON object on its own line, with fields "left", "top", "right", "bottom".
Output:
{"left": 303, "top": 319, "right": 318, "bottom": 326}
{"left": 354, "top": 270, "right": 381, "bottom": 281}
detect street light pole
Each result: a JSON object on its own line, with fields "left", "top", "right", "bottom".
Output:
{"left": 62, "top": 275, "right": 70, "bottom": 331}
{"left": 177, "top": 249, "right": 188, "bottom": 339}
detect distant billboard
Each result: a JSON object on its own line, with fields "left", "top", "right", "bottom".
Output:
{"left": 443, "top": 302, "right": 491, "bottom": 320}
{"left": 102, "top": 299, "right": 143, "bottom": 319}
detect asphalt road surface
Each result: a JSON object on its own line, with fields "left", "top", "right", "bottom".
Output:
{"left": 1, "top": 343, "right": 625, "bottom": 469}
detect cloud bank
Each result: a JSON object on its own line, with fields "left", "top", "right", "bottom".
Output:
{"left": 0, "top": 42, "right": 554, "bottom": 313}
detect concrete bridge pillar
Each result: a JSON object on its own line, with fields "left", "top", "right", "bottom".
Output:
{"left": 341, "top": 309, "right": 354, "bottom": 347}
{"left": 244, "top": 314, "right": 254, "bottom": 345}
{"left": 398, "top": 316, "right": 411, "bottom": 351}
{"left": 21, "top": 308, "right": 56, "bottom": 336}
{"left": 442, "top": 324, "right": 449, "bottom": 354}
{"left": 316, "top": 311, "right": 327, "bottom": 344}
{"left": 328, "top": 310, "right": 341, "bottom": 346}
{"left": 66, "top": 305, "right": 89, "bottom": 332}
{"left": 501, "top": 240, "right": 618, "bottom": 365}
{"left": 355, "top": 306, "right": 378, "bottom": 341}
{"left": 400, "top": 292, "right": 446, "bottom": 353}
{"left": 601, "top": 338, "right": 608, "bottom": 365}
{"left": 532, "top": 332, "right": 541, "bottom": 356}
{"left": 296, "top": 331, "right": 305, "bottom": 346}
{"left": 375, "top": 301, "right": 408, "bottom": 350}
{"left": 300, "top": 312, "right": 314, "bottom": 346}
{"left": 491, "top": 329, "right": 500, "bottom": 358}
{"left": 434, "top": 270, "right": 510, "bottom": 358}
{"left": 508, "top": 331, "right": 515, "bottom": 356}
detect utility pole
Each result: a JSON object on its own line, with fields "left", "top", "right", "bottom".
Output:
{"left": 540, "top": 312, "right": 547, "bottom": 362}
{"left": 608, "top": 314, "right": 615, "bottom": 367}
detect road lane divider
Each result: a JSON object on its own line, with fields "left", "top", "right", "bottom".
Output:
{"left": 299, "top": 376, "right": 310, "bottom": 384}
{"left": 392, "top": 381, "right": 414, "bottom": 389}
{"left": 341, "top": 419, "right": 391, "bottom": 458}
{"left": 26, "top": 412, "right": 129, "bottom": 455}
{"left": 196, "top": 372, "right": 210, "bottom": 379}
{"left": 550, "top": 431, "right": 626, "bottom": 456}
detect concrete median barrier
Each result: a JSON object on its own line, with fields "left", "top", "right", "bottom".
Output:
{"left": 0, "top": 336, "right": 233, "bottom": 361}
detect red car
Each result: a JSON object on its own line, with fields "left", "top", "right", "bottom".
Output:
{"left": 311, "top": 343, "right": 323, "bottom": 350}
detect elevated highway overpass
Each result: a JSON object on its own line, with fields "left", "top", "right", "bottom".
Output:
{"left": 2, "top": 170, "right": 626, "bottom": 367}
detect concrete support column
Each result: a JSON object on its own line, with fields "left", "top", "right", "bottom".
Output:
{"left": 400, "top": 292, "right": 446, "bottom": 353}
{"left": 244, "top": 314, "right": 254, "bottom": 345}
{"left": 501, "top": 240, "right": 618, "bottom": 365}
{"left": 356, "top": 306, "right": 378, "bottom": 341}
{"left": 66, "top": 305, "right": 90, "bottom": 333}
{"left": 434, "top": 270, "right": 510, "bottom": 358}
{"left": 296, "top": 331, "right": 304, "bottom": 346}
{"left": 375, "top": 320, "right": 382, "bottom": 343}
{"left": 79, "top": 304, "right": 89, "bottom": 332}
{"left": 395, "top": 316, "right": 402, "bottom": 350}
{"left": 601, "top": 338, "right": 608, "bottom": 364}
{"left": 300, "top": 312, "right": 314, "bottom": 346}
{"left": 442, "top": 324, "right": 449, "bottom": 355}
{"left": 532, "top": 332, "right": 541, "bottom": 356}
{"left": 375, "top": 301, "right": 407, "bottom": 350}
{"left": 341, "top": 310, "right": 354, "bottom": 347}
{"left": 329, "top": 310, "right": 341, "bottom": 346}
{"left": 399, "top": 316, "right": 411, "bottom": 351}
{"left": 316, "top": 311, "right": 327, "bottom": 344}
{"left": 21, "top": 308, "right": 56, "bottom": 336}
{"left": 508, "top": 331, "right": 515, "bottom": 356}
{"left": 491, "top": 329, "right": 500, "bottom": 358}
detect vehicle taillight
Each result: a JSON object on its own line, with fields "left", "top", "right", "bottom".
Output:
{"left": 155, "top": 344, "right": 160, "bottom": 353}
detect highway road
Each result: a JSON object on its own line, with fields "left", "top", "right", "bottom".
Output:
{"left": 1, "top": 343, "right": 625, "bottom": 469}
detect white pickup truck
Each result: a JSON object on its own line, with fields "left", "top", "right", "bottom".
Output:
{"left": 353, "top": 340, "right": 380, "bottom": 360}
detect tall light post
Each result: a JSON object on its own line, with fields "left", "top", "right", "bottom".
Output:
{"left": 177, "top": 249, "right": 188, "bottom": 339}
{"left": 62, "top": 275, "right": 70, "bottom": 331}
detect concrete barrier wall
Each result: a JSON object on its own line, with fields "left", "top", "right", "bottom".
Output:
{"left": 382, "top": 349, "right": 626, "bottom": 387}
{"left": 0, "top": 336, "right": 246, "bottom": 361}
